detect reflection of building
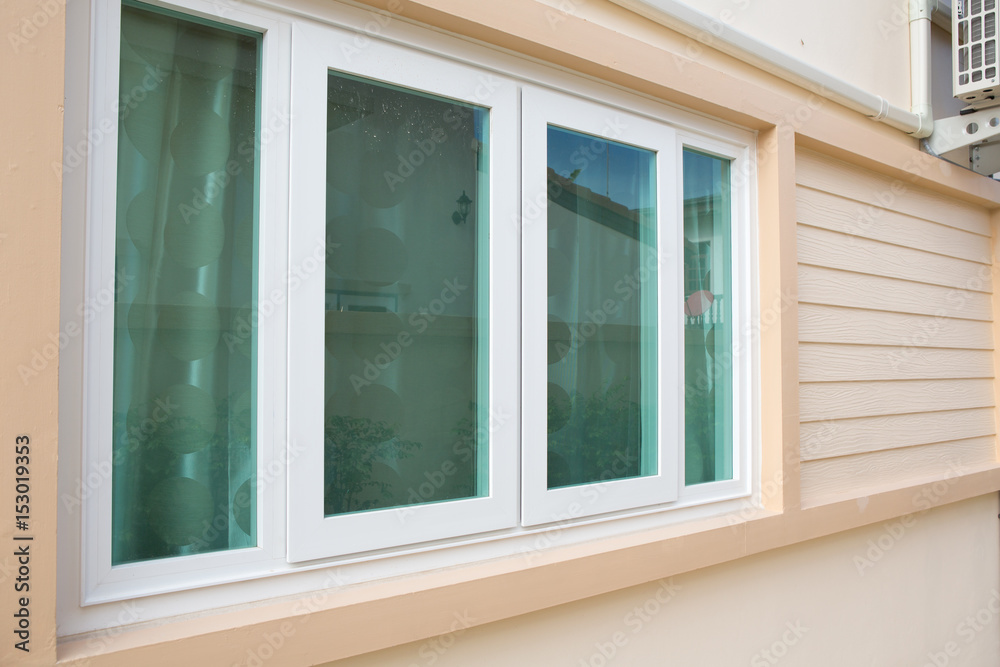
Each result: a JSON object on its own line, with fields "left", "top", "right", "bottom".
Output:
{"left": 547, "top": 167, "right": 647, "bottom": 240}
{"left": 683, "top": 192, "right": 725, "bottom": 326}
{"left": 13, "top": 0, "right": 1000, "bottom": 665}
{"left": 545, "top": 158, "right": 654, "bottom": 488}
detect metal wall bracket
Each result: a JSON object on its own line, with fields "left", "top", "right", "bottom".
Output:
{"left": 925, "top": 106, "right": 1000, "bottom": 175}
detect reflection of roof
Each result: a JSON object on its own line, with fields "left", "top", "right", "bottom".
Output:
{"left": 547, "top": 168, "right": 642, "bottom": 241}
{"left": 684, "top": 193, "right": 719, "bottom": 214}
{"left": 683, "top": 193, "right": 724, "bottom": 243}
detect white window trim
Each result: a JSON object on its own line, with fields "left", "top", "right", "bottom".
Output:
{"left": 60, "top": 0, "right": 757, "bottom": 637}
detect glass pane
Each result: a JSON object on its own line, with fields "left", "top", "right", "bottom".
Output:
{"left": 545, "top": 126, "right": 657, "bottom": 489}
{"left": 112, "top": 3, "right": 260, "bottom": 564}
{"left": 324, "top": 72, "right": 489, "bottom": 516}
{"left": 683, "top": 149, "right": 733, "bottom": 484}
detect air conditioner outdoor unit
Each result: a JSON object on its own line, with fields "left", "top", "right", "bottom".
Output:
{"left": 929, "top": 0, "right": 1000, "bottom": 174}
{"left": 954, "top": 0, "right": 1000, "bottom": 103}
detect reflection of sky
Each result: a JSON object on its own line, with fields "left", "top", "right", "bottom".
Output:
{"left": 683, "top": 149, "right": 727, "bottom": 201}
{"left": 547, "top": 126, "right": 653, "bottom": 212}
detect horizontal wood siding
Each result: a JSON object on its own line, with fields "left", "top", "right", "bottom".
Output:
{"left": 795, "top": 150, "right": 997, "bottom": 507}
{"left": 797, "top": 186, "right": 991, "bottom": 262}
{"left": 800, "top": 438, "right": 998, "bottom": 505}
{"left": 799, "top": 378, "right": 996, "bottom": 422}
{"left": 795, "top": 150, "right": 992, "bottom": 235}
{"left": 798, "top": 225, "right": 991, "bottom": 292}
{"left": 798, "top": 304, "right": 994, "bottom": 349}
{"left": 798, "top": 265, "right": 992, "bottom": 321}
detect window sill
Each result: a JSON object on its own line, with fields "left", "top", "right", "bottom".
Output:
{"left": 57, "top": 465, "right": 1000, "bottom": 666}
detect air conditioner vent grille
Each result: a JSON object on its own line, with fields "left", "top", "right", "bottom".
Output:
{"left": 955, "top": 0, "right": 1000, "bottom": 101}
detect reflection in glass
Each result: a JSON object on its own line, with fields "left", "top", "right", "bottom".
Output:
{"left": 545, "top": 126, "right": 657, "bottom": 489}
{"left": 112, "top": 3, "right": 260, "bottom": 564}
{"left": 324, "top": 72, "right": 489, "bottom": 515}
{"left": 683, "top": 149, "right": 733, "bottom": 484}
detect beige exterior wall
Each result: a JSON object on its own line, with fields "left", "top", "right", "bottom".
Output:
{"left": 324, "top": 494, "right": 1000, "bottom": 667}
{"left": 613, "top": 0, "right": 913, "bottom": 109}
{"left": 3, "top": 0, "right": 1000, "bottom": 664}
{"left": 0, "top": 1, "right": 64, "bottom": 666}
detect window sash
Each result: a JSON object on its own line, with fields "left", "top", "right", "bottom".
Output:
{"left": 520, "top": 86, "right": 681, "bottom": 527}
{"left": 110, "top": 0, "right": 262, "bottom": 567}
{"left": 675, "top": 133, "right": 752, "bottom": 507}
{"left": 81, "top": 0, "right": 291, "bottom": 604}
{"left": 285, "top": 21, "right": 520, "bottom": 563}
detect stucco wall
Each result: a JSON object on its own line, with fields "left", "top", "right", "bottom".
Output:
{"left": 607, "top": 0, "right": 912, "bottom": 110}
{"left": 323, "top": 494, "right": 1000, "bottom": 667}
{"left": 0, "top": 1, "right": 64, "bottom": 665}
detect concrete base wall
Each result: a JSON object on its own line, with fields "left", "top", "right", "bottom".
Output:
{"left": 326, "top": 494, "right": 1000, "bottom": 667}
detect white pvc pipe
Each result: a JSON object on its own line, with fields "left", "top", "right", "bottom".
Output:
{"left": 609, "top": 0, "right": 935, "bottom": 138}
{"left": 910, "top": 0, "right": 935, "bottom": 137}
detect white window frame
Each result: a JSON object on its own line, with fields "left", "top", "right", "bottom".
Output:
{"left": 61, "top": 0, "right": 756, "bottom": 636}
{"left": 285, "top": 21, "right": 520, "bottom": 563}
{"left": 520, "top": 85, "right": 681, "bottom": 526}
